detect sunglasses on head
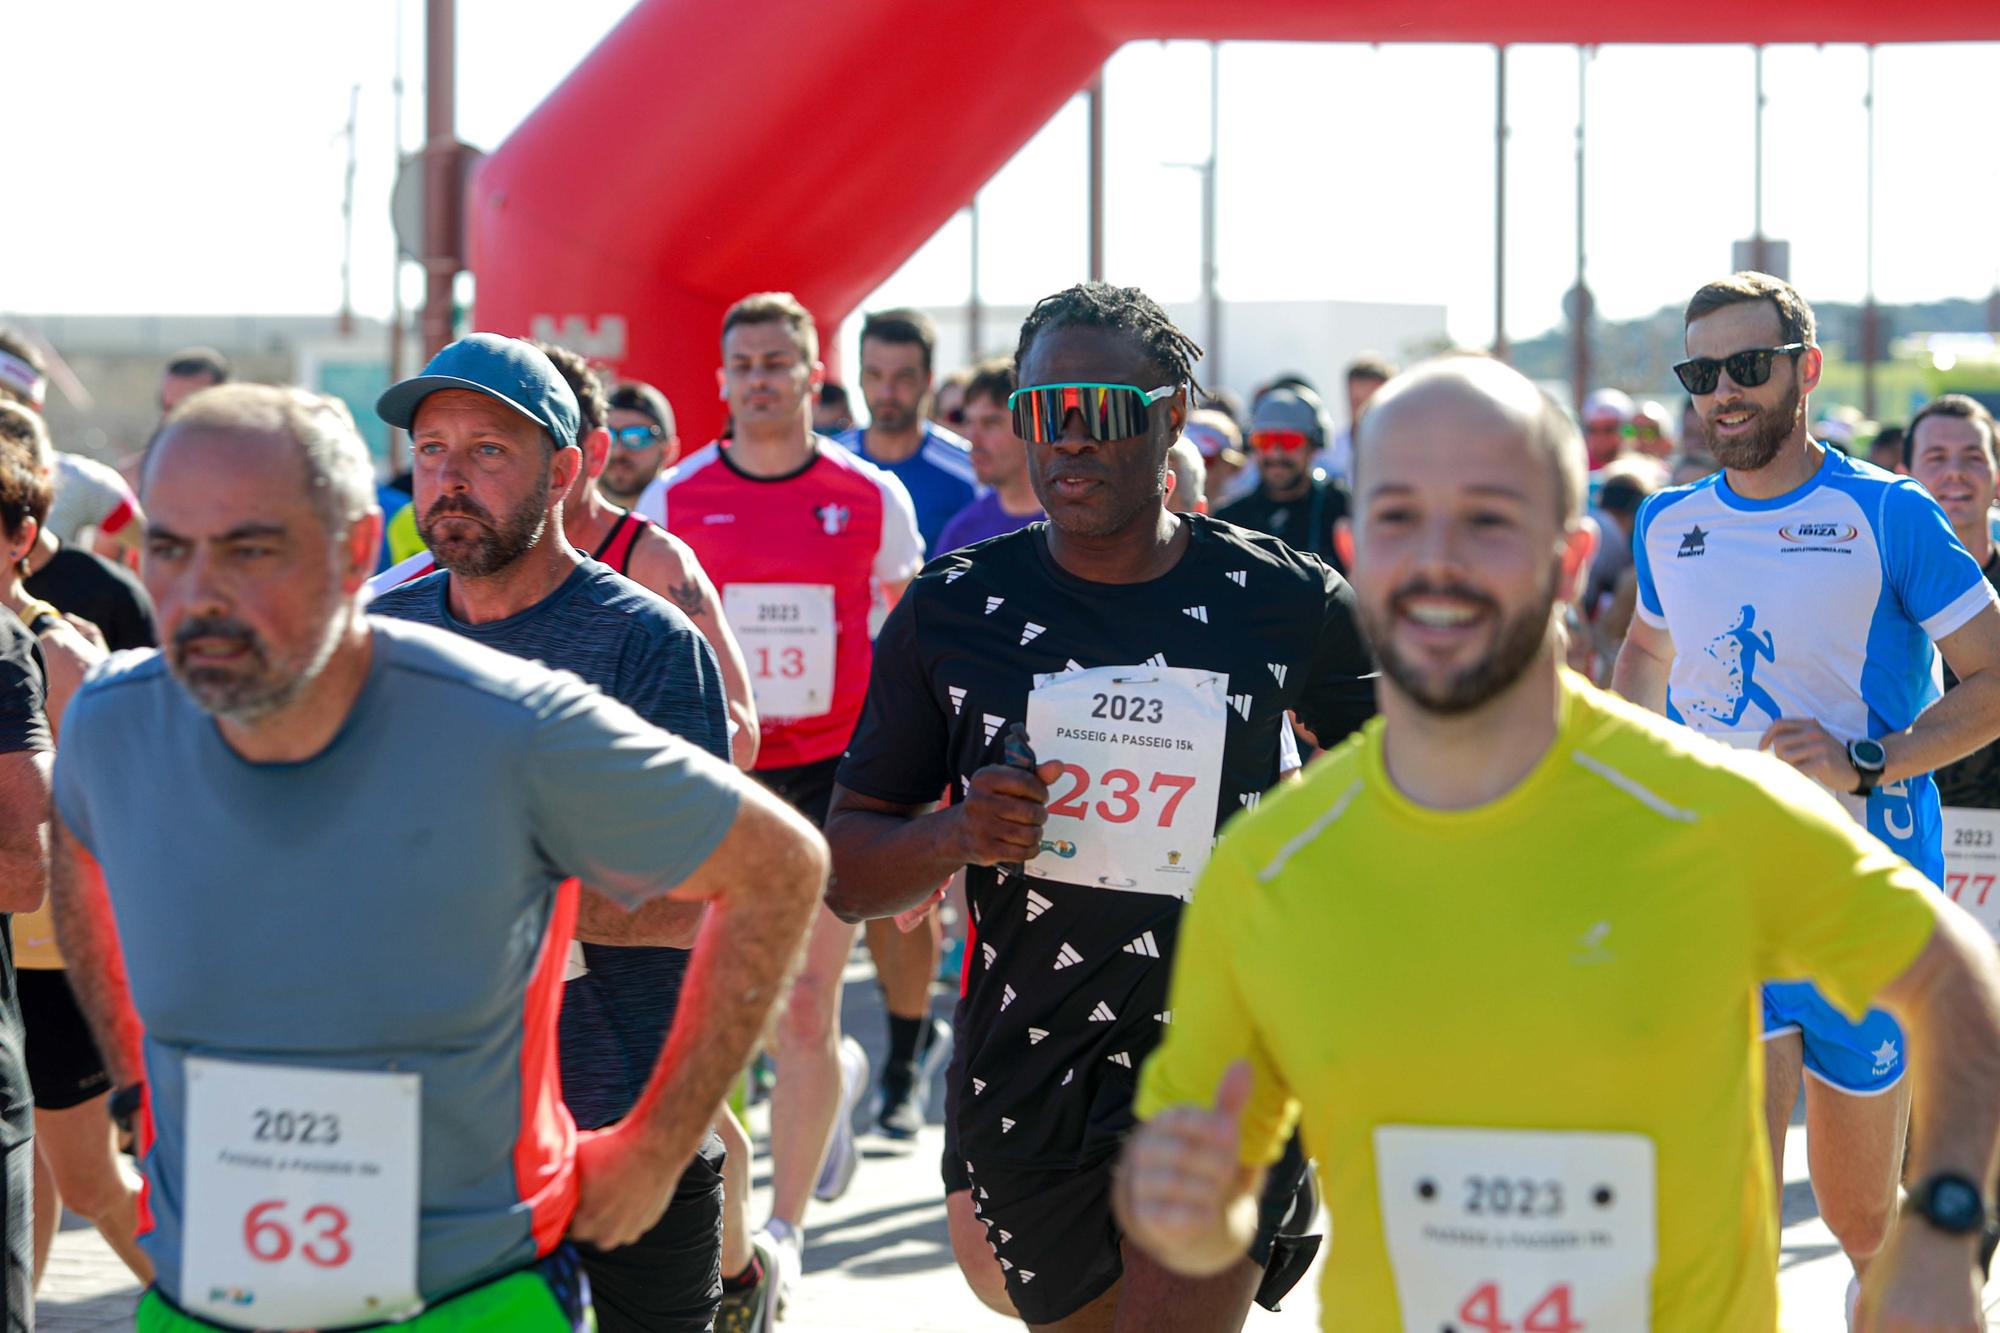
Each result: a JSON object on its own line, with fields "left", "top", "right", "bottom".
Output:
{"left": 610, "top": 424, "right": 664, "bottom": 450}
{"left": 1250, "top": 429, "right": 1311, "bottom": 454}
{"left": 1672, "top": 343, "right": 1808, "bottom": 395}
{"left": 1007, "top": 382, "right": 1178, "bottom": 444}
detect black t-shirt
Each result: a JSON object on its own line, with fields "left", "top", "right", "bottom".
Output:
{"left": 0, "top": 610, "right": 49, "bottom": 1145}
{"left": 837, "top": 515, "right": 1374, "bottom": 1170}
{"left": 1214, "top": 473, "right": 1351, "bottom": 571}
{"left": 25, "top": 543, "right": 157, "bottom": 651}
{"left": 1935, "top": 551, "right": 2000, "bottom": 809}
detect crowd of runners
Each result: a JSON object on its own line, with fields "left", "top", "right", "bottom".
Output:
{"left": 0, "top": 268, "right": 1998, "bottom": 1333}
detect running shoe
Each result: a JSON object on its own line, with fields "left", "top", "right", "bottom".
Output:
{"left": 757, "top": 1218, "right": 803, "bottom": 1322}
{"left": 714, "top": 1232, "right": 779, "bottom": 1333}
{"left": 812, "top": 1035, "right": 869, "bottom": 1202}
{"left": 876, "top": 1017, "right": 953, "bottom": 1141}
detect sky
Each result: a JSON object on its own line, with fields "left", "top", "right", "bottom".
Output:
{"left": 7, "top": 3, "right": 1999, "bottom": 353}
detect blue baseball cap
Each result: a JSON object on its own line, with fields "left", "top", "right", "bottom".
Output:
{"left": 376, "top": 334, "right": 580, "bottom": 449}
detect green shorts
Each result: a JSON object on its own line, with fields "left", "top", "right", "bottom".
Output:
{"left": 137, "top": 1246, "right": 594, "bottom": 1332}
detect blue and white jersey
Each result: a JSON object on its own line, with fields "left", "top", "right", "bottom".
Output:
{"left": 836, "top": 423, "right": 979, "bottom": 557}
{"left": 1634, "top": 447, "right": 1997, "bottom": 881}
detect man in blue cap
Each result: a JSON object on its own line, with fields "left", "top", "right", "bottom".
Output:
{"left": 371, "top": 334, "right": 741, "bottom": 1333}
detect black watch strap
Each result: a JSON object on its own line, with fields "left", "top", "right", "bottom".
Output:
{"left": 1911, "top": 1173, "right": 1989, "bottom": 1236}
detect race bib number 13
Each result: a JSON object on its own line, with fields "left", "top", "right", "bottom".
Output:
{"left": 723, "top": 583, "right": 837, "bottom": 721}
{"left": 1374, "top": 1125, "right": 1656, "bottom": 1333}
{"left": 181, "top": 1057, "right": 422, "bottom": 1330}
{"left": 1024, "top": 664, "right": 1228, "bottom": 899}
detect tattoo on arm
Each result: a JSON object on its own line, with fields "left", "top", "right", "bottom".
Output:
{"left": 667, "top": 580, "right": 707, "bottom": 617}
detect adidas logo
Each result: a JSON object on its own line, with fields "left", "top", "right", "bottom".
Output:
{"left": 1001, "top": 1117, "right": 1015, "bottom": 1134}
{"left": 1123, "top": 931, "right": 1160, "bottom": 958}
{"left": 972, "top": 902, "right": 982, "bottom": 925}
{"left": 1156, "top": 1010, "right": 1173, "bottom": 1024}
{"left": 1019, "top": 1271, "right": 1036, "bottom": 1284}
{"left": 1053, "top": 942, "right": 1083, "bottom": 970}
{"left": 999, "top": 1258, "right": 1012, "bottom": 1272}
{"left": 1226, "top": 570, "right": 1247, "bottom": 587}
{"left": 1240, "top": 791, "right": 1261, "bottom": 810}
{"left": 1000, "top": 984, "right": 1016, "bottom": 1010}
{"left": 984, "top": 596, "right": 1004, "bottom": 614}
{"left": 981, "top": 942, "right": 996, "bottom": 969}
{"left": 983, "top": 713, "right": 1005, "bottom": 743}
{"left": 979, "top": 1186, "right": 989, "bottom": 1199}
{"left": 1268, "top": 663, "right": 1289, "bottom": 686}
{"left": 1230, "top": 693, "right": 1253, "bottom": 720}
{"left": 1061, "top": 1068, "right": 1073, "bottom": 1086}
{"left": 1145, "top": 652, "right": 1168, "bottom": 668}
{"left": 1108, "top": 1051, "right": 1132, "bottom": 1068}
{"left": 1019, "top": 622, "right": 1046, "bottom": 646}
{"left": 998, "top": 1229, "right": 1013, "bottom": 1244}
{"left": 948, "top": 686, "right": 966, "bottom": 715}
{"left": 1025, "top": 890, "right": 1051, "bottom": 921}
{"left": 943, "top": 568, "right": 967, "bottom": 583}
{"left": 972, "top": 1078, "right": 987, "bottom": 1095}
{"left": 1064, "top": 658, "right": 1085, "bottom": 673}
{"left": 1028, "top": 1027, "right": 1049, "bottom": 1044}
{"left": 1182, "top": 605, "right": 1209, "bottom": 624}
{"left": 1089, "top": 1001, "right": 1116, "bottom": 1022}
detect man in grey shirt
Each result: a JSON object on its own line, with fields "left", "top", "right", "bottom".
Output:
{"left": 49, "top": 384, "right": 822, "bottom": 1332}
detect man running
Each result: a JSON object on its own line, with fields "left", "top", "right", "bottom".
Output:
{"left": 1120, "top": 354, "right": 2000, "bottom": 1332}
{"left": 936, "top": 359, "right": 1043, "bottom": 554}
{"left": 824, "top": 283, "right": 1373, "bottom": 1329}
{"left": 365, "top": 334, "right": 738, "bottom": 1333}
{"left": 599, "top": 380, "right": 679, "bottom": 511}
{"left": 371, "top": 345, "right": 759, "bottom": 771}
{"left": 1215, "top": 386, "right": 1350, "bottom": 571}
{"left": 638, "top": 292, "right": 924, "bottom": 1317}
{"left": 49, "top": 384, "right": 822, "bottom": 1333}
{"left": 1611, "top": 273, "right": 2000, "bottom": 1320}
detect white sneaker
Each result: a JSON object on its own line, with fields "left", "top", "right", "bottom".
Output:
{"left": 755, "top": 1219, "right": 803, "bottom": 1321}
{"left": 1844, "top": 1273, "right": 1861, "bottom": 1331}
{"left": 812, "top": 1036, "right": 869, "bottom": 1203}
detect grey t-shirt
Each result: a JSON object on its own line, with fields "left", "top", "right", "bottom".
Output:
{"left": 369, "top": 559, "right": 729, "bottom": 1127}
{"left": 53, "top": 617, "right": 740, "bottom": 1307}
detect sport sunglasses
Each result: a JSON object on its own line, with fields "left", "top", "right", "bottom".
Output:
{"left": 1672, "top": 343, "right": 1808, "bottom": 395}
{"left": 610, "top": 424, "right": 665, "bottom": 450}
{"left": 1250, "top": 429, "right": 1312, "bottom": 454}
{"left": 1008, "top": 382, "right": 1179, "bottom": 444}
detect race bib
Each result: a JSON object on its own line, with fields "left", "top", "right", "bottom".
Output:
{"left": 1375, "top": 1126, "right": 1657, "bottom": 1333}
{"left": 1943, "top": 807, "right": 2000, "bottom": 940}
{"left": 1024, "top": 664, "right": 1228, "bottom": 899}
{"left": 723, "top": 583, "right": 836, "bottom": 720}
{"left": 182, "top": 1057, "right": 422, "bottom": 1329}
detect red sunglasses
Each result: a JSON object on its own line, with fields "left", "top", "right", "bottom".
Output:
{"left": 1250, "top": 429, "right": 1311, "bottom": 454}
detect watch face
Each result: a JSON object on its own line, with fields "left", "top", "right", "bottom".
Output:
{"left": 1932, "top": 1178, "right": 1986, "bottom": 1231}
{"left": 1852, "top": 738, "right": 1887, "bottom": 770}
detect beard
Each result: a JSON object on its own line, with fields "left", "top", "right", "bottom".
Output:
{"left": 168, "top": 597, "right": 347, "bottom": 724}
{"left": 418, "top": 477, "right": 551, "bottom": 578}
{"left": 870, "top": 400, "right": 920, "bottom": 434}
{"left": 1702, "top": 377, "right": 1801, "bottom": 473}
{"left": 1359, "top": 569, "right": 1557, "bottom": 716}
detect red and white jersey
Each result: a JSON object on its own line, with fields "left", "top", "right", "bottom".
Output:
{"left": 639, "top": 439, "right": 922, "bottom": 770}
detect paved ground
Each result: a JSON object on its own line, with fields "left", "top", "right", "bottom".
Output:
{"left": 33, "top": 956, "right": 2000, "bottom": 1330}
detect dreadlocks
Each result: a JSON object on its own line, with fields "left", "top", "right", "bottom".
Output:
{"left": 1014, "top": 283, "right": 1205, "bottom": 396}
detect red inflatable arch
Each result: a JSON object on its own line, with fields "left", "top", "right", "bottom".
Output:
{"left": 471, "top": 0, "right": 2000, "bottom": 443}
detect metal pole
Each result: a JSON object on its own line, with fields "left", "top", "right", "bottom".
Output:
{"left": 967, "top": 201, "right": 982, "bottom": 365}
{"left": 1087, "top": 73, "right": 1106, "bottom": 283}
{"left": 1202, "top": 41, "right": 1221, "bottom": 385}
{"left": 1862, "top": 46, "right": 1879, "bottom": 418}
{"left": 1569, "top": 47, "right": 1591, "bottom": 415}
{"left": 1750, "top": 46, "right": 1767, "bottom": 272}
{"left": 389, "top": 0, "right": 408, "bottom": 388}
{"left": 420, "top": 0, "right": 457, "bottom": 358}
{"left": 1494, "top": 45, "right": 1509, "bottom": 362}
{"left": 339, "top": 84, "right": 359, "bottom": 338}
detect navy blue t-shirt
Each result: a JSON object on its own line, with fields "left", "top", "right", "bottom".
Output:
{"left": 369, "top": 559, "right": 729, "bottom": 1127}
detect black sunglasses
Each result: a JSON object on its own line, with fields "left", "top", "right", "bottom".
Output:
{"left": 1672, "top": 343, "right": 1808, "bottom": 395}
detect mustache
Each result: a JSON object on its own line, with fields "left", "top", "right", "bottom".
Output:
{"left": 1387, "top": 580, "right": 1500, "bottom": 617}
{"left": 424, "top": 495, "right": 495, "bottom": 525}
{"left": 173, "top": 615, "right": 259, "bottom": 654}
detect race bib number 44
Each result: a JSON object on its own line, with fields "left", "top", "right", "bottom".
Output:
{"left": 1024, "top": 664, "right": 1228, "bottom": 899}
{"left": 1374, "top": 1126, "right": 1657, "bottom": 1333}
{"left": 181, "top": 1057, "right": 422, "bottom": 1330}
{"left": 1944, "top": 807, "right": 2000, "bottom": 941}
{"left": 723, "top": 583, "right": 836, "bottom": 721}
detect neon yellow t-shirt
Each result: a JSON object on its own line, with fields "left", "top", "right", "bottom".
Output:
{"left": 387, "top": 502, "right": 426, "bottom": 565}
{"left": 1134, "top": 671, "right": 1939, "bottom": 1332}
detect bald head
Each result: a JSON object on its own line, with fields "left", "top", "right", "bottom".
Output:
{"left": 1355, "top": 357, "right": 1587, "bottom": 524}
{"left": 148, "top": 383, "right": 377, "bottom": 536}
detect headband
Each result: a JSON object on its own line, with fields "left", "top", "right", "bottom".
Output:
{"left": 0, "top": 351, "right": 46, "bottom": 410}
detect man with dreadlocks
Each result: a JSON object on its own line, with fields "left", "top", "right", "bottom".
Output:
{"left": 823, "top": 283, "right": 1374, "bottom": 1330}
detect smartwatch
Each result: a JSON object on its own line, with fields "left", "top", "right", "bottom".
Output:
{"left": 1909, "top": 1173, "right": 1989, "bottom": 1236}
{"left": 1846, "top": 737, "right": 1887, "bottom": 797}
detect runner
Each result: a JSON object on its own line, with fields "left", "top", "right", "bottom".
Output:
{"left": 0, "top": 401, "right": 151, "bottom": 1293}
{"left": 637, "top": 291, "right": 924, "bottom": 1321}
{"left": 1119, "top": 354, "right": 2000, "bottom": 1332}
{"left": 1610, "top": 272, "right": 2000, "bottom": 1323}
{"left": 823, "top": 282, "right": 1373, "bottom": 1330}
{"left": 936, "top": 359, "right": 1043, "bottom": 554}
{"left": 48, "top": 383, "right": 823, "bottom": 1333}
{"left": 1215, "top": 386, "right": 1351, "bottom": 571}
{"left": 599, "top": 380, "right": 679, "bottom": 510}
{"left": 45, "top": 452, "right": 144, "bottom": 565}
{"left": 1165, "top": 436, "right": 1206, "bottom": 517}
{"left": 156, "top": 348, "right": 230, "bottom": 418}
{"left": 364, "top": 335, "right": 740, "bottom": 1333}
{"left": 371, "top": 345, "right": 760, "bottom": 771}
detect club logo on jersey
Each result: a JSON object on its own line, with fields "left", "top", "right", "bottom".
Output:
{"left": 1166, "top": 850, "right": 1183, "bottom": 866}
{"left": 1678, "top": 525, "right": 1708, "bottom": 558}
{"left": 812, "top": 503, "right": 850, "bottom": 535}
{"left": 1778, "top": 521, "right": 1859, "bottom": 554}
{"left": 1038, "top": 841, "right": 1076, "bottom": 860}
